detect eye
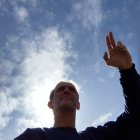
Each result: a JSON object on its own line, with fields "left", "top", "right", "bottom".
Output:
{"left": 69, "top": 87, "right": 75, "bottom": 91}
{"left": 55, "top": 85, "right": 77, "bottom": 94}
{"left": 57, "top": 86, "right": 65, "bottom": 92}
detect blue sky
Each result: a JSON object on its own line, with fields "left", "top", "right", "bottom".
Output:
{"left": 0, "top": 0, "right": 140, "bottom": 139}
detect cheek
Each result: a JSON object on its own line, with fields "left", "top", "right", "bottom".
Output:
{"left": 72, "top": 96, "right": 79, "bottom": 104}
{"left": 74, "top": 94, "right": 79, "bottom": 101}
{"left": 52, "top": 95, "right": 61, "bottom": 106}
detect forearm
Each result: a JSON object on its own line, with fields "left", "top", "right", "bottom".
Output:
{"left": 119, "top": 63, "right": 140, "bottom": 118}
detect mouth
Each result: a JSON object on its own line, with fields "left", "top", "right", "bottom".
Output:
{"left": 63, "top": 97, "right": 71, "bottom": 100}
{"left": 61, "top": 96, "right": 72, "bottom": 101}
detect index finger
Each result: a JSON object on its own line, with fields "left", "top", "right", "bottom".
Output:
{"left": 109, "top": 32, "right": 117, "bottom": 48}
{"left": 106, "top": 35, "right": 112, "bottom": 50}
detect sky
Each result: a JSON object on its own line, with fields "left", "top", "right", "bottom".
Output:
{"left": 0, "top": 0, "right": 140, "bottom": 139}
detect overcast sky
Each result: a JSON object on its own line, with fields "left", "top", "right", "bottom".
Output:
{"left": 0, "top": 0, "right": 140, "bottom": 140}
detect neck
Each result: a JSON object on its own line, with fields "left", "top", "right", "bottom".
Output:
{"left": 53, "top": 110, "right": 76, "bottom": 128}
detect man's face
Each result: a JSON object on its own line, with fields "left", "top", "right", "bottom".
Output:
{"left": 48, "top": 82, "right": 80, "bottom": 112}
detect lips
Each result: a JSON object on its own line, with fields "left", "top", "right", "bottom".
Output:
{"left": 61, "top": 96, "right": 72, "bottom": 101}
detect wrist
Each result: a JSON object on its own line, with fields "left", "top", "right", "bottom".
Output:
{"left": 119, "top": 63, "right": 133, "bottom": 70}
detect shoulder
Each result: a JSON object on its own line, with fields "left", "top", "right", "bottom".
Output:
{"left": 14, "top": 127, "right": 49, "bottom": 140}
{"left": 79, "top": 116, "right": 125, "bottom": 140}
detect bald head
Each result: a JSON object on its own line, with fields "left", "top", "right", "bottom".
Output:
{"left": 49, "top": 81, "right": 78, "bottom": 101}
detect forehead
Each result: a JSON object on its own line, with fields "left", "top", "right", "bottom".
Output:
{"left": 55, "top": 82, "right": 76, "bottom": 90}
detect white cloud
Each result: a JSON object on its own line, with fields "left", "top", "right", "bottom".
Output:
{"left": 27, "top": 0, "right": 38, "bottom": 7}
{"left": 0, "top": 115, "right": 10, "bottom": 129}
{"left": 9, "top": 0, "right": 38, "bottom": 24}
{"left": 72, "top": 0, "right": 102, "bottom": 29}
{"left": 93, "top": 61, "right": 101, "bottom": 73}
{"left": 28, "top": 0, "right": 38, "bottom": 8}
{"left": 0, "top": 90, "right": 18, "bottom": 129}
{"left": 16, "top": 116, "right": 52, "bottom": 134}
{"left": 107, "top": 70, "right": 116, "bottom": 78}
{"left": 0, "top": 133, "right": 4, "bottom": 140}
{"left": 118, "top": 32, "right": 134, "bottom": 43}
{"left": 11, "top": 0, "right": 38, "bottom": 8}
{"left": 16, "top": 28, "right": 75, "bottom": 130}
{"left": 0, "top": 27, "right": 79, "bottom": 134}
{"left": 92, "top": 112, "right": 113, "bottom": 127}
{"left": 68, "top": 80, "right": 81, "bottom": 93}
{"left": 92, "top": 60, "right": 117, "bottom": 82}
{"left": 14, "top": 6, "right": 29, "bottom": 23}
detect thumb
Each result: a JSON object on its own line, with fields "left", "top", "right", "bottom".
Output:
{"left": 103, "top": 52, "right": 110, "bottom": 65}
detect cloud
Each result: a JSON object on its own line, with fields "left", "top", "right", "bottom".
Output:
{"left": 13, "top": 6, "right": 29, "bottom": 23}
{"left": 92, "top": 112, "right": 113, "bottom": 127}
{"left": 0, "top": 89, "right": 18, "bottom": 129}
{"left": 68, "top": 80, "right": 81, "bottom": 93}
{"left": 0, "top": 133, "right": 4, "bottom": 140}
{"left": 72, "top": 0, "right": 103, "bottom": 29}
{"left": 28, "top": 0, "right": 38, "bottom": 8}
{"left": 0, "top": 115, "right": 10, "bottom": 129}
{"left": 0, "top": 27, "right": 78, "bottom": 134}
{"left": 92, "top": 60, "right": 117, "bottom": 83}
{"left": 8, "top": 0, "right": 38, "bottom": 24}
{"left": 15, "top": 28, "right": 72, "bottom": 130}
{"left": 93, "top": 61, "right": 102, "bottom": 73}
{"left": 11, "top": 0, "right": 38, "bottom": 8}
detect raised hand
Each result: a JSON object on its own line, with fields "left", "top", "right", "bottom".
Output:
{"left": 103, "top": 32, "right": 132, "bottom": 70}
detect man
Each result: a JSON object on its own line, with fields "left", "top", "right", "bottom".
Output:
{"left": 14, "top": 32, "right": 140, "bottom": 140}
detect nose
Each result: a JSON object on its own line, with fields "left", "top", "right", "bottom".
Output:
{"left": 63, "top": 87, "right": 70, "bottom": 94}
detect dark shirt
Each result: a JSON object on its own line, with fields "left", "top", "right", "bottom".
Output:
{"left": 14, "top": 64, "right": 140, "bottom": 140}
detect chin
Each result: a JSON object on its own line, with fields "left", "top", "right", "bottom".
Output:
{"left": 59, "top": 103, "right": 76, "bottom": 112}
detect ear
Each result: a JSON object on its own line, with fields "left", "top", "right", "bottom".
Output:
{"left": 76, "top": 102, "right": 80, "bottom": 110}
{"left": 48, "top": 101, "right": 53, "bottom": 109}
